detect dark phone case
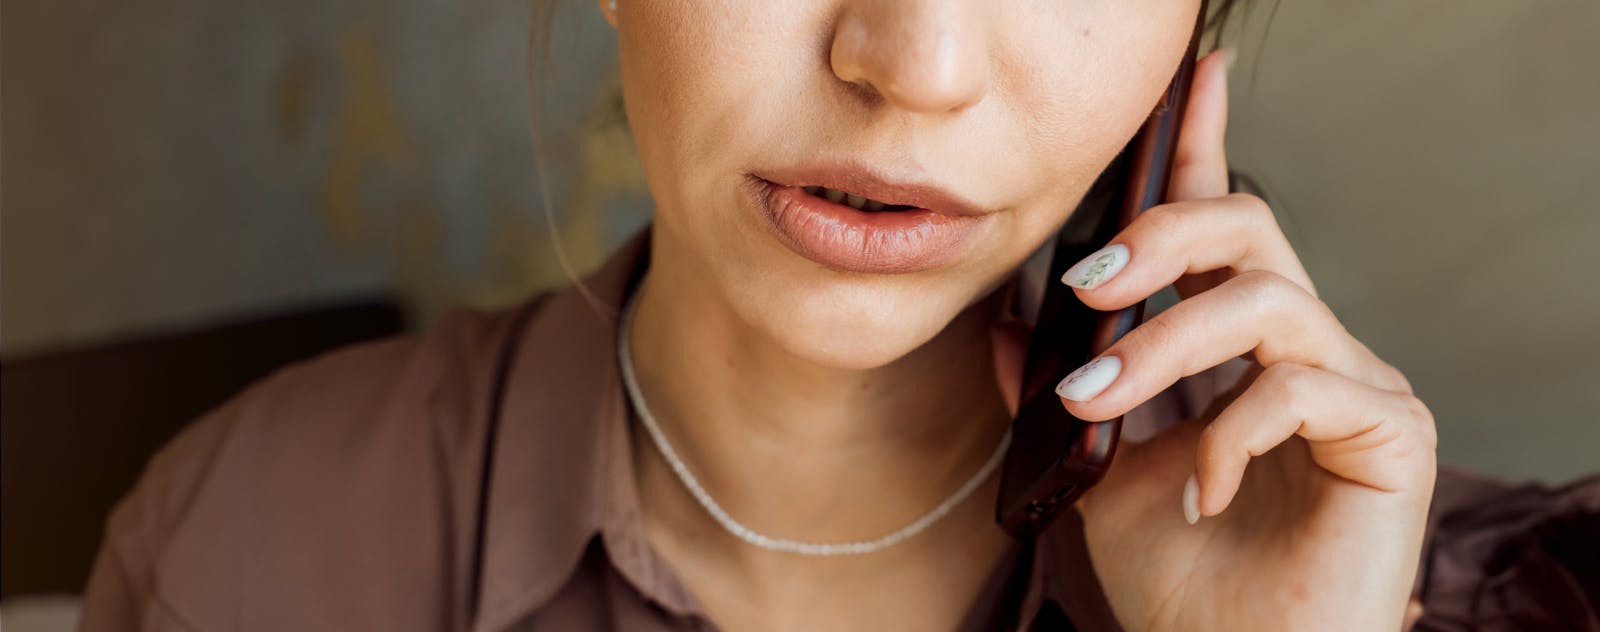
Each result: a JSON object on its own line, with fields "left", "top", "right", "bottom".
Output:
{"left": 995, "top": 14, "right": 1206, "bottom": 539}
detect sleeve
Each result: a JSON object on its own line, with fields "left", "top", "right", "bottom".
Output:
{"left": 78, "top": 532, "right": 196, "bottom": 632}
{"left": 77, "top": 394, "right": 247, "bottom": 632}
{"left": 79, "top": 543, "right": 145, "bottom": 630}
{"left": 1413, "top": 467, "right": 1600, "bottom": 631}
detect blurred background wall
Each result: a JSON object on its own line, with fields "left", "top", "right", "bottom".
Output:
{"left": 2, "top": 0, "right": 1597, "bottom": 611}
{"left": 1, "top": 0, "right": 646, "bottom": 354}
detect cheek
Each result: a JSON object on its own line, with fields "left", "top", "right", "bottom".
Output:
{"left": 998, "top": 0, "right": 1197, "bottom": 214}
{"left": 616, "top": 0, "right": 805, "bottom": 214}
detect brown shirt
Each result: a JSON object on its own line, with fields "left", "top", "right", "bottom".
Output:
{"left": 79, "top": 225, "right": 1254, "bottom": 631}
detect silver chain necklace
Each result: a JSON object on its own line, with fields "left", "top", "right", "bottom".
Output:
{"left": 616, "top": 283, "right": 1012, "bottom": 556}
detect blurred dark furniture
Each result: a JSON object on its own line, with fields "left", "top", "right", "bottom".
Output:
{"left": 1, "top": 300, "right": 405, "bottom": 598}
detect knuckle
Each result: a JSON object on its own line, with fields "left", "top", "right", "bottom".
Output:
{"left": 1383, "top": 362, "right": 1415, "bottom": 394}
{"left": 1232, "top": 269, "right": 1307, "bottom": 317}
{"left": 1400, "top": 394, "right": 1438, "bottom": 449}
{"left": 1125, "top": 311, "right": 1184, "bottom": 360}
{"left": 1135, "top": 203, "right": 1190, "bottom": 243}
{"left": 1225, "top": 192, "right": 1278, "bottom": 227}
{"left": 1257, "top": 362, "right": 1318, "bottom": 411}
{"left": 1351, "top": 340, "right": 1413, "bottom": 394}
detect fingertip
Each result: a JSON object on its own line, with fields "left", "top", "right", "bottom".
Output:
{"left": 1198, "top": 470, "right": 1242, "bottom": 517}
{"left": 1070, "top": 286, "right": 1136, "bottom": 312}
{"left": 1193, "top": 449, "right": 1242, "bottom": 517}
{"left": 1182, "top": 474, "right": 1201, "bottom": 525}
{"left": 1054, "top": 355, "right": 1122, "bottom": 403}
{"left": 1190, "top": 469, "right": 1216, "bottom": 518}
{"left": 1195, "top": 47, "right": 1233, "bottom": 90}
{"left": 1060, "top": 243, "right": 1130, "bottom": 293}
{"left": 1063, "top": 402, "right": 1123, "bottom": 424}
{"left": 1203, "top": 46, "right": 1235, "bottom": 75}
{"left": 1200, "top": 489, "right": 1228, "bottom": 518}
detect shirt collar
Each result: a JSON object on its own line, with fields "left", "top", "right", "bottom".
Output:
{"left": 472, "top": 223, "right": 1120, "bottom": 631}
{"left": 473, "top": 223, "right": 671, "bottom": 630}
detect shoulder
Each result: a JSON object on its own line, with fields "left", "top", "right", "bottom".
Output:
{"left": 215, "top": 292, "right": 553, "bottom": 464}
{"left": 153, "top": 291, "right": 553, "bottom": 503}
{"left": 82, "top": 292, "right": 556, "bottom": 630}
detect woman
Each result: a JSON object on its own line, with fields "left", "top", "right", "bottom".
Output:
{"left": 82, "top": 0, "right": 1440, "bottom": 630}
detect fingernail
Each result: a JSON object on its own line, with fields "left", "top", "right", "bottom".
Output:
{"left": 1182, "top": 474, "right": 1201, "bottom": 525}
{"left": 1060, "top": 244, "right": 1129, "bottom": 290}
{"left": 1055, "top": 356, "right": 1121, "bottom": 402}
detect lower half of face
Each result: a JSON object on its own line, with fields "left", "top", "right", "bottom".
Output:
{"left": 616, "top": 0, "right": 1197, "bottom": 370}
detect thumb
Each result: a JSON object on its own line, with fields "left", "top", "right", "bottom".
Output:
{"left": 990, "top": 317, "right": 1031, "bottom": 417}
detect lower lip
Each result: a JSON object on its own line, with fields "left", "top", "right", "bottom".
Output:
{"left": 747, "top": 177, "right": 984, "bottom": 274}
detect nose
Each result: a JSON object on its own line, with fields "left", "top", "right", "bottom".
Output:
{"left": 829, "top": 0, "right": 991, "bottom": 114}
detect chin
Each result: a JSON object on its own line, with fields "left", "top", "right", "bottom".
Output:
{"left": 747, "top": 282, "right": 973, "bottom": 372}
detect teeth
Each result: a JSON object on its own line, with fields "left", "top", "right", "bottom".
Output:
{"left": 804, "top": 185, "right": 898, "bottom": 211}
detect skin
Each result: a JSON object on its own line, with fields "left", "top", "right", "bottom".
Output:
{"left": 596, "top": 0, "right": 1436, "bottom": 630}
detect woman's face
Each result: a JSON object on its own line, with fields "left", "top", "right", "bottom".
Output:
{"left": 607, "top": 0, "right": 1200, "bottom": 370}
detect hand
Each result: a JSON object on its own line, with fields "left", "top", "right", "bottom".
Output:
{"left": 990, "top": 49, "right": 1437, "bottom": 631}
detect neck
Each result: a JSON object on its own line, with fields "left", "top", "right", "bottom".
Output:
{"left": 625, "top": 242, "right": 1014, "bottom": 559}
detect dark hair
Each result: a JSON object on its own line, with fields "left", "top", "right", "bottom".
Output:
{"left": 1208, "top": 0, "right": 1253, "bottom": 44}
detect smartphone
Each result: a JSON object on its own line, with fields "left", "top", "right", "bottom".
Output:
{"left": 995, "top": 7, "right": 1209, "bottom": 539}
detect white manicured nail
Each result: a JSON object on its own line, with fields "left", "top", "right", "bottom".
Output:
{"left": 1055, "top": 356, "right": 1121, "bottom": 402}
{"left": 1060, "top": 244, "right": 1129, "bottom": 290}
{"left": 1182, "top": 474, "right": 1201, "bottom": 525}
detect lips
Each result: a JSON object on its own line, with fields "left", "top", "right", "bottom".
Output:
{"left": 746, "top": 165, "right": 991, "bottom": 275}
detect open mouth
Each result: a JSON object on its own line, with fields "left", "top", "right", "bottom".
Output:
{"left": 747, "top": 175, "right": 985, "bottom": 274}
{"left": 799, "top": 186, "right": 917, "bottom": 213}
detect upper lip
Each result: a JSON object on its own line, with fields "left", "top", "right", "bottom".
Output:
{"left": 753, "top": 161, "right": 990, "bottom": 217}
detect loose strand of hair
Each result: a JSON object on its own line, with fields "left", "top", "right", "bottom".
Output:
{"left": 528, "top": 0, "right": 618, "bottom": 324}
